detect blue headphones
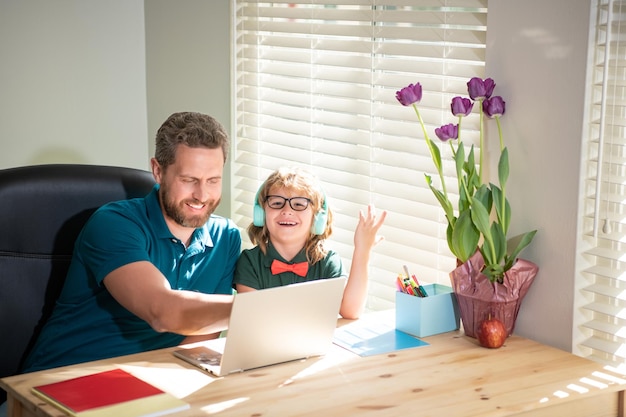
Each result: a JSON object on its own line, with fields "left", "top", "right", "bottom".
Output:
{"left": 252, "top": 184, "right": 328, "bottom": 235}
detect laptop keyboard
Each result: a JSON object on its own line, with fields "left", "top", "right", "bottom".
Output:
{"left": 190, "top": 349, "right": 222, "bottom": 366}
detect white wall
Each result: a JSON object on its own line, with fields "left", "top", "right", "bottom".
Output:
{"left": 486, "top": 0, "right": 591, "bottom": 352}
{"left": 0, "top": 0, "right": 149, "bottom": 170}
{"left": 0, "top": 0, "right": 231, "bottom": 216}
{"left": 145, "top": 0, "right": 231, "bottom": 216}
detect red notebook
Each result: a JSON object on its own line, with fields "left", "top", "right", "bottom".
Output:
{"left": 31, "top": 368, "right": 189, "bottom": 417}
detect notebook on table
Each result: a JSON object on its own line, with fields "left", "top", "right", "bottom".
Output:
{"left": 173, "top": 276, "right": 346, "bottom": 377}
{"left": 31, "top": 368, "right": 189, "bottom": 417}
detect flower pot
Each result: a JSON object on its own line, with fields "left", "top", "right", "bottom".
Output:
{"left": 449, "top": 250, "right": 538, "bottom": 338}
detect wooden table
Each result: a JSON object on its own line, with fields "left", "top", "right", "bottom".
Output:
{"left": 2, "top": 323, "right": 626, "bottom": 417}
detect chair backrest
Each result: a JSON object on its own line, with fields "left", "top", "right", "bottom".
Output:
{"left": 0, "top": 164, "right": 155, "bottom": 402}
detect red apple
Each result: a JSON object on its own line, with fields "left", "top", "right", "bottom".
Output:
{"left": 477, "top": 317, "right": 507, "bottom": 348}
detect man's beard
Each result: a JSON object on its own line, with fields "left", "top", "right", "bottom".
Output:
{"left": 160, "top": 187, "right": 220, "bottom": 228}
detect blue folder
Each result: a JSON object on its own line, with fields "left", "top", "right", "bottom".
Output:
{"left": 333, "top": 316, "right": 429, "bottom": 357}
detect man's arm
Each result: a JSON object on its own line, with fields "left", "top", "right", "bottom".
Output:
{"left": 104, "top": 261, "right": 233, "bottom": 336}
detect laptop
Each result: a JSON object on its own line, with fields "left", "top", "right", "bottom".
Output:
{"left": 173, "top": 276, "right": 346, "bottom": 376}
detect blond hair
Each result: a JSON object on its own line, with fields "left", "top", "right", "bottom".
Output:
{"left": 248, "top": 167, "right": 333, "bottom": 264}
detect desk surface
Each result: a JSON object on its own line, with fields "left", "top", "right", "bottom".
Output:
{"left": 2, "top": 322, "right": 626, "bottom": 417}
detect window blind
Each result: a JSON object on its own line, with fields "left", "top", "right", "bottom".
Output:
{"left": 232, "top": 0, "right": 487, "bottom": 310}
{"left": 578, "top": 0, "right": 626, "bottom": 367}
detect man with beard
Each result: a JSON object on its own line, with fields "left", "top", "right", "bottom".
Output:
{"left": 21, "top": 112, "right": 241, "bottom": 373}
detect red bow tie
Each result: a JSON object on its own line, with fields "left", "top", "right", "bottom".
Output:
{"left": 271, "top": 259, "right": 309, "bottom": 277}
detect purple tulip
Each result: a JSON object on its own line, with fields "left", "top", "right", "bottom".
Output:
{"left": 483, "top": 96, "right": 506, "bottom": 118}
{"left": 451, "top": 96, "right": 473, "bottom": 117}
{"left": 435, "top": 123, "right": 458, "bottom": 142}
{"left": 467, "top": 77, "right": 496, "bottom": 100}
{"left": 395, "top": 83, "right": 423, "bottom": 106}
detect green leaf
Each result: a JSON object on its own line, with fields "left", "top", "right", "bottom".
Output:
{"left": 466, "top": 149, "right": 477, "bottom": 176}
{"left": 490, "top": 185, "right": 510, "bottom": 234}
{"left": 467, "top": 145, "right": 476, "bottom": 168}
{"left": 471, "top": 196, "right": 500, "bottom": 267}
{"left": 498, "top": 147, "right": 509, "bottom": 189}
{"left": 454, "top": 142, "right": 465, "bottom": 178}
{"left": 490, "top": 221, "right": 506, "bottom": 264}
{"left": 425, "top": 174, "right": 454, "bottom": 221}
{"left": 504, "top": 230, "right": 538, "bottom": 270}
{"left": 466, "top": 168, "right": 479, "bottom": 191}
{"left": 491, "top": 185, "right": 502, "bottom": 217}
{"left": 474, "top": 184, "right": 491, "bottom": 210}
{"left": 446, "top": 222, "right": 454, "bottom": 253}
{"left": 450, "top": 210, "right": 480, "bottom": 262}
{"left": 470, "top": 196, "right": 491, "bottom": 238}
{"left": 458, "top": 182, "right": 472, "bottom": 212}
{"left": 482, "top": 264, "right": 505, "bottom": 283}
{"left": 479, "top": 235, "right": 496, "bottom": 267}
{"left": 455, "top": 147, "right": 471, "bottom": 212}
{"left": 464, "top": 145, "right": 476, "bottom": 177}
{"left": 425, "top": 137, "right": 443, "bottom": 174}
{"left": 503, "top": 198, "right": 511, "bottom": 235}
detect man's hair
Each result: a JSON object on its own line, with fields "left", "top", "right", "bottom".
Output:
{"left": 248, "top": 166, "right": 333, "bottom": 264}
{"left": 154, "top": 112, "right": 229, "bottom": 168}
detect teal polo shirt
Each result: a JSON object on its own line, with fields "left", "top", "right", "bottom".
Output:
{"left": 22, "top": 185, "right": 241, "bottom": 373}
{"left": 234, "top": 243, "right": 344, "bottom": 289}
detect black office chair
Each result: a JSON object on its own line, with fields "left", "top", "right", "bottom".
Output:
{"left": 0, "top": 164, "right": 155, "bottom": 404}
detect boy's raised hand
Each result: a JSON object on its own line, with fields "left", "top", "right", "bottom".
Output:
{"left": 354, "top": 204, "right": 387, "bottom": 249}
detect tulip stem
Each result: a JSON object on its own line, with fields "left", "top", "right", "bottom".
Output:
{"left": 496, "top": 116, "right": 504, "bottom": 151}
{"left": 496, "top": 115, "right": 507, "bottom": 234}
{"left": 413, "top": 104, "right": 448, "bottom": 198}
{"left": 478, "top": 100, "right": 484, "bottom": 184}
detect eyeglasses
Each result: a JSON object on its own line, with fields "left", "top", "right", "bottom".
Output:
{"left": 265, "top": 195, "right": 311, "bottom": 211}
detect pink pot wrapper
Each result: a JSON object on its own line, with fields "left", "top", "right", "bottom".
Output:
{"left": 449, "top": 251, "right": 539, "bottom": 338}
